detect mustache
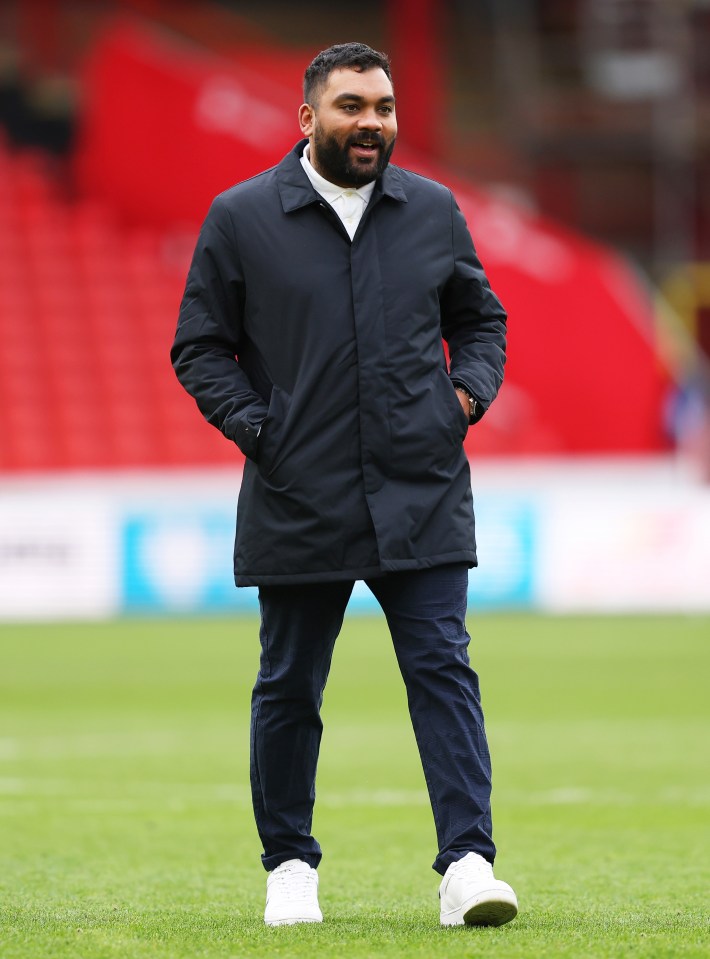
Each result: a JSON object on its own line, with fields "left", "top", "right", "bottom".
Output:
{"left": 347, "top": 132, "right": 386, "bottom": 148}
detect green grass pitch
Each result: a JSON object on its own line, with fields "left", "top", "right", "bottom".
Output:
{"left": 1, "top": 613, "right": 708, "bottom": 958}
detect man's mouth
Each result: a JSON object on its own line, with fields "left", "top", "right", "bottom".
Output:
{"left": 350, "top": 139, "right": 381, "bottom": 159}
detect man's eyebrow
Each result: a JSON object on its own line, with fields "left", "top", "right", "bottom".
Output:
{"left": 332, "top": 92, "right": 396, "bottom": 104}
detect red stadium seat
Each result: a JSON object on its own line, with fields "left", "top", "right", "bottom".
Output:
{"left": 0, "top": 138, "right": 219, "bottom": 472}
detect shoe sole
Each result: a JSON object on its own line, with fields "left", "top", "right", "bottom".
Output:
{"left": 265, "top": 917, "right": 322, "bottom": 927}
{"left": 441, "top": 889, "right": 518, "bottom": 927}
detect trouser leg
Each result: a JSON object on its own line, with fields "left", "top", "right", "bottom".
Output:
{"left": 367, "top": 564, "right": 496, "bottom": 875}
{"left": 251, "top": 580, "right": 353, "bottom": 871}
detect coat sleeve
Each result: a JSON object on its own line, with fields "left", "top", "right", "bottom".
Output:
{"left": 171, "top": 195, "right": 267, "bottom": 460}
{"left": 440, "top": 192, "right": 507, "bottom": 423}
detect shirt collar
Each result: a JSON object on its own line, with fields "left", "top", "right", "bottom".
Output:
{"left": 276, "top": 140, "right": 408, "bottom": 214}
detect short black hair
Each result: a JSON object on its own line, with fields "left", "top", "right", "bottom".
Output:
{"left": 303, "top": 42, "right": 393, "bottom": 105}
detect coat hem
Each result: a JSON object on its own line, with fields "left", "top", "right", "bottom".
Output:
{"left": 235, "top": 551, "right": 477, "bottom": 587}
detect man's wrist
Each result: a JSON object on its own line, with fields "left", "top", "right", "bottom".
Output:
{"left": 453, "top": 385, "right": 478, "bottom": 423}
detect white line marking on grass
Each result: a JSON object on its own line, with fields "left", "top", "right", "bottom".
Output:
{"left": 504, "top": 786, "right": 710, "bottom": 806}
{"left": 0, "top": 799, "right": 147, "bottom": 815}
{"left": 319, "top": 789, "right": 429, "bottom": 808}
{"left": 0, "top": 739, "right": 19, "bottom": 759}
{"left": 535, "top": 787, "right": 600, "bottom": 804}
{"left": 1, "top": 731, "right": 186, "bottom": 759}
{"left": 0, "top": 778, "right": 24, "bottom": 793}
{"left": 0, "top": 779, "right": 428, "bottom": 809}
{"left": 1, "top": 780, "right": 708, "bottom": 811}
{"left": 0, "top": 777, "right": 251, "bottom": 799}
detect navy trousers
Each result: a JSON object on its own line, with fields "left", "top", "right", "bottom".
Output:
{"left": 250, "top": 563, "right": 496, "bottom": 876}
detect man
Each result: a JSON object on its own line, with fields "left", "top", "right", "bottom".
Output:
{"left": 172, "top": 41, "right": 517, "bottom": 929}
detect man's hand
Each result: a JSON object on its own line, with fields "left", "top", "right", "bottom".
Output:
{"left": 455, "top": 387, "right": 472, "bottom": 421}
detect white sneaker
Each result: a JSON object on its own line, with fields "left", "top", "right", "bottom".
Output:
{"left": 439, "top": 852, "right": 518, "bottom": 927}
{"left": 264, "top": 859, "right": 323, "bottom": 926}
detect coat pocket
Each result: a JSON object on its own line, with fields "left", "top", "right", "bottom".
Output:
{"left": 389, "top": 369, "right": 468, "bottom": 477}
{"left": 438, "top": 368, "right": 470, "bottom": 446}
{"left": 255, "top": 385, "right": 292, "bottom": 475}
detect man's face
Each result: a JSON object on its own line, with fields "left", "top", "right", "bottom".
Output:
{"left": 299, "top": 67, "right": 397, "bottom": 188}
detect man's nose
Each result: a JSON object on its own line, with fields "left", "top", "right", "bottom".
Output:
{"left": 357, "top": 109, "right": 383, "bottom": 130}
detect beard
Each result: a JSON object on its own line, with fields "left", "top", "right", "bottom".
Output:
{"left": 311, "top": 127, "right": 396, "bottom": 187}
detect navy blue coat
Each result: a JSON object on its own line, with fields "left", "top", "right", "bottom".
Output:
{"left": 172, "top": 141, "right": 507, "bottom": 586}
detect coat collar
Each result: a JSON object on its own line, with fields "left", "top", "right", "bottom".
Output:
{"left": 276, "top": 139, "right": 408, "bottom": 213}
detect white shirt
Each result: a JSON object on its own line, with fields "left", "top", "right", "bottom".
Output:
{"left": 301, "top": 144, "right": 375, "bottom": 240}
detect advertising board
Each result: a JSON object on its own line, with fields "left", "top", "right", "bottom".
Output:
{"left": 0, "top": 494, "right": 117, "bottom": 619}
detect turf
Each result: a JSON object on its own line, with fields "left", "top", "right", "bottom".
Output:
{"left": 0, "top": 613, "right": 708, "bottom": 958}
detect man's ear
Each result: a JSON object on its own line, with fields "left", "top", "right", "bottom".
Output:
{"left": 299, "top": 103, "right": 315, "bottom": 138}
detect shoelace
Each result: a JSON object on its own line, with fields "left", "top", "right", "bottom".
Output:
{"left": 269, "top": 866, "right": 318, "bottom": 901}
{"left": 448, "top": 854, "right": 494, "bottom": 880}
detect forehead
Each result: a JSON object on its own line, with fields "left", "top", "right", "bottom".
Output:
{"left": 321, "top": 66, "right": 394, "bottom": 101}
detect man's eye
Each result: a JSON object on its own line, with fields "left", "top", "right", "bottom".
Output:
{"left": 342, "top": 104, "right": 358, "bottom": 112}
{"left": 379, "top": 106, "right": 393, "bottom": 115}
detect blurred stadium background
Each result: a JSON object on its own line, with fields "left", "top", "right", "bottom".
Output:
{"left": 1, "top": 0, "right": 709, "bottom": 619}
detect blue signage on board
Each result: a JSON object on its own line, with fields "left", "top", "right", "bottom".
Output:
{"left": 120, "top": 495, "right": 536, "bottom": 614}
